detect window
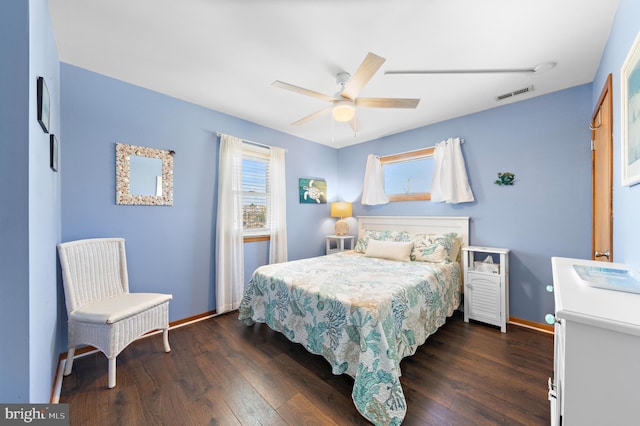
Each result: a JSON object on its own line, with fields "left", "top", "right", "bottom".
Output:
{"left": 380, "top": 147, "right": 434, "bottom": 201}
{"left": 242, "top": 144, "right": 271, "bottom": 240}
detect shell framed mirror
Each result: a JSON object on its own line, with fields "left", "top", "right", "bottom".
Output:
{"left": 116, "top": 143, "right": 174, "bottom": 205}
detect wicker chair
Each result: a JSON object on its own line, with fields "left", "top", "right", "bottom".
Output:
{"left": 57, "top": 238, "right": 172, "bottom": 388}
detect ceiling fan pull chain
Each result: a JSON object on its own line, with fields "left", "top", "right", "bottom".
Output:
{"left": 331, "top": 113, "right": 335, "bottom": 143}
{"left": 353, "top": 115, "right": 358, "bottom": 138}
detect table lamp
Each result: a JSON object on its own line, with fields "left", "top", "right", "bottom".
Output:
{"left": 331, "top": 202, "right": 352, "bottom": 235}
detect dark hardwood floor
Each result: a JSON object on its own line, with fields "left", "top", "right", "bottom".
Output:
{"left": 59, "top": 311, "right": 553, "bottom": 425}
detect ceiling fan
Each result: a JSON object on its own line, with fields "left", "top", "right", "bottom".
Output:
{"left": 272, "top": 52, "right": 420, "bottom": 131}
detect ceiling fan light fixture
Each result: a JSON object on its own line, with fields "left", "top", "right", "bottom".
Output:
{"left": 333, "top": 100, "right": 355, "bottom": 122}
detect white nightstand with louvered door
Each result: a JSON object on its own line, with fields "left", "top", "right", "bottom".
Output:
{"left": 462, "top": 246, "right": 509, "bottom": 332}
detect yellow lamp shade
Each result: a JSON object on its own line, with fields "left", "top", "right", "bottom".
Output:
{"left": 331, "top": 202, "right": 352, "bottom": 219}
{"left": 331, "top": 202, "right": 352, "bottom": 236}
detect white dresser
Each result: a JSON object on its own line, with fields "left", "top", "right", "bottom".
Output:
{"left": 549, "top": 257, "right": 640, "bottom": 426}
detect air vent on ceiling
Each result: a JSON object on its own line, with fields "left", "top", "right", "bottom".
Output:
{"left": 495, "top": 85, "right": 534, "bottom": 101}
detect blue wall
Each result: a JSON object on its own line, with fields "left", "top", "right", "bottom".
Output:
{"left": 60, "top": 64, "right": 338, "bottom": 331}
{"left": 0, "top": 0, "right": 31, "bottom": 403}
{"left": 28, "top": 0, "right": 61, "bottom": 402}
{"left": 337, "top": 85, "right": 593, "bottom": 323}
{"left": 593, "top": 0, "right": 640, "bottom": 271}
{"left": 0, "top": 0, "right": 61, "bottom": 403}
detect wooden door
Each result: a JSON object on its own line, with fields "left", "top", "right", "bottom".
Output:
{"left": 592, "top": 75, "right": 613, "bottom": 262}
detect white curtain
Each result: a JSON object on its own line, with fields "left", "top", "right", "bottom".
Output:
{"left": 361, "top": 154, "right": 389, "bottom": 205}
{"left": 431, "top": 137, "right": 475, "bottom": 204}
{"left": 215, "top": 134, "right": 245, "bottom": 314}
{"left": 269, "top": 147, "right": 288, "bottom": 264}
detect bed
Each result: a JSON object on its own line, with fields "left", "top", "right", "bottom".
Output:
{"left": 238, "top": 216, "right": 470, "bottom": 425}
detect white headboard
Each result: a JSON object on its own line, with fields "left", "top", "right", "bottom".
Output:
{"left": 357, "top": 216, "right": 470, "bottom": 248}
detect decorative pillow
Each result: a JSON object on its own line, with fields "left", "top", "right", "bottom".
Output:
{"left": 354, "top": 230, "right": 411, "bottom": 253}
{"left": 411, "top": 233, "right": 458, "bottom": 263}
{"left": 364, "top": 239, "right": 414, "bottom": 262}
{"left": 448, "top": 236, "right": 463, "bottom": 262}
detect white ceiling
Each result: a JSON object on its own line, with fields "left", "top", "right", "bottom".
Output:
{"left": 48, "top": 0, "right": 619, "bottom": 148}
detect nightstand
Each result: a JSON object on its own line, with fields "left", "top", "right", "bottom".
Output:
{"left": 462, "top": 246, "right": 510, "bottom": 332}
{"left": 326, "top": 235, "right": 355, "bottom": 255}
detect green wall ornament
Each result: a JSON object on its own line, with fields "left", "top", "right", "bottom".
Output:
{"left": 495, "top": 172, "right": 515, "bottom": 186}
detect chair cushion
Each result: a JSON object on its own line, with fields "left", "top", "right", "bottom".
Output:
{"left": 70, "top": 293, "right": 173, "bottom": 324}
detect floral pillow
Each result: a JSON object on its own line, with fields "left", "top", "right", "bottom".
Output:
{"left": 354, "top": 230, "right": 411, "bottom": 253}
{"left": 411, "top": 233, "right": 458, "bottom": 263}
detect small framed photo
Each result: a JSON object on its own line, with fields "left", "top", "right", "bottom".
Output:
{"left": 37, "top": 76, "right": 50, "bottom": 134}
{"left": 50, "top": 134, "right": 58, "bottom": 172}
{"left": 621, "top": 31, "right": 640, "bottom": 186}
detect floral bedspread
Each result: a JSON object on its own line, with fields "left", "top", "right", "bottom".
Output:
{"left": 238, "top": 251, "right": 461, "bottom": 425}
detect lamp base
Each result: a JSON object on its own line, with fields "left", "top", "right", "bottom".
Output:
{"left": 335, "top": 219, "right": 349, "bottom": 236}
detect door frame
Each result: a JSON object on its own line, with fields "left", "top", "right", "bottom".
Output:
{"left": 591, "top": 74, "right": 613, "bottom": 261}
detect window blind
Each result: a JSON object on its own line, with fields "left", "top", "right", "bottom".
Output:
{"left": 242, "top": 143, "right": 271, "bottom": 234}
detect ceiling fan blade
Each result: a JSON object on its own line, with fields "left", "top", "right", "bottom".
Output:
{"left": 356, "top": 98, "right": 420, "bottom": 108}
{"left": 341, "top": 52, "right": 386, "bottom": 100}
{"left": 272, "top": 80, "right": 336, "bottom": 102}
{"left": 290, "top": 105, "right": 333, "bottom": 127}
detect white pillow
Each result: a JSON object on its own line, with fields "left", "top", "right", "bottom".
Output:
{"left": 354, "top": 230, "right": 411, "bottom": 253}
{"left": 364, "top": 239, "right": 414, "bottom": 262}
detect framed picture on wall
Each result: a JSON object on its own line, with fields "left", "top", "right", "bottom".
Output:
{"left": 299, "top": 178, "right": 327, "bottom": 204}
{"left": 621, "top": 31, "right": 640, "bottom": 186}
{"left": 37, "top": 76, "right": 50, "bottom": 134}
{"left": 50, "top": 134, "right": 58, "bottom": 172}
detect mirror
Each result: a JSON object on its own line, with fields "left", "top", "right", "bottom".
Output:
{"left": 130, "top": 156, "right": 163, "bottom": 196}
{"left": 380, "top": 147, "right": 434, "bottom": 201}
{"left": 116, "top": 143, "right": 173, "bottom": 205}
